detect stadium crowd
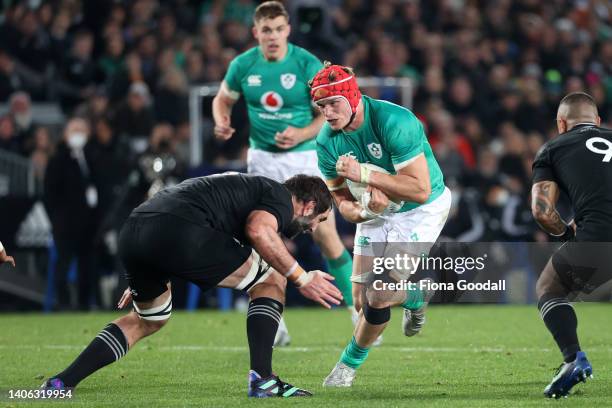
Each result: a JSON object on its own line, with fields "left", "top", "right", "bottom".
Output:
{"left": 0, "top": 0, "right": 611, "bottom": 309}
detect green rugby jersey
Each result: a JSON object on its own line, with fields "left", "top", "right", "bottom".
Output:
{"left": 316, "top": 96, "right": 445, "bottom": 212}
{"left": 224, "top": 43, "right": 322, "bottom": 152}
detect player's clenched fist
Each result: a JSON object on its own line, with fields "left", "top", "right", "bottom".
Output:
{"left": 336, "top": 156, "right": 361, "bottom": 182}
{"left": 365, "top": 186, "right": 389, "bottom": 214}
{"left": 297, "top": 270, "right": 343, "bottom": 309}
{"left": 0, "top": 242, "right": 15, "bottom": 267}
{"left": 275, "top": 126, "right": 305, "bottom": 149}
{"left": 214, "top": 115, "right": 236, "bottom": 140}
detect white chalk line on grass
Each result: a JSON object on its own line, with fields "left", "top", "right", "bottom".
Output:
{"left": 2, "top": 345, "right": 612, "bottom": 353}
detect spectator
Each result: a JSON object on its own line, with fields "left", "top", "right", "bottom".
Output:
{"left": 155, "top": 67, "right": 189, "bottom": 125}
{"left": 111, "top": 81, "right": 155, "bottom": 139}
{"left": 12, "top": 10, "right": 51, "bottom": 74}
{"left": 75, "top": 86, "right": 110, "bottom": 123}
{"left": 8, "top": 91, "right": 35, "bottom": 154}
{"left": 59, "top": 30, "right": 98, "bottom": 112}
{"left": 0, "top": 51, "right": 22, "bottom": 100}
{"left": 43, "top": 118, "right": 102, "bottom": 311}
{"left": 98, "top": 33, "right": 125, "bottom": 82}
{"left": 185, "top": 49, "right": 207, "bottom": 84}
{"left": 30, "top": 126, "right": 54, "bottom": 192}
{"left": 0, "top": 115, "right": 20, "bottom": 154}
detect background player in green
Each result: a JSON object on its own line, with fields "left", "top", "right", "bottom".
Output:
{"left": 310, "top": 63, "right": 452, "bottom": 387}
{"left": 212, "top": 1, "right": 354, "bottom": 346}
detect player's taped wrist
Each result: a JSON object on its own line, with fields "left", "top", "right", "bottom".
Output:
{"left": 285, "top": 262, "right": 313, "bottom": 287}
{"left": 359, "top": 164, "right": 372, "bottom": 184}
{"left": 359, "top": 192, "right": 383, "bottom": 220}
{"left": 0, "top": 240, "right": 3, "bottom": 252}
{"left": 359, "top": 207, "right": 380, "bottom": 220}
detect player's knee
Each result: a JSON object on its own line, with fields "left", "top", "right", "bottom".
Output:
{"left": 364, "top": 287, "right": 394, "bottom": 309}
{"left": 250, "top": 271, "right": 286, "bottom": 302}
{"left": 133, "top": 294, "right": 173, "bottom": 335}
{"left": 362, "top": 302, "right": 391, "bottom": 325}
{"left": 266, "top": 271, "right": 287, "bottom": 293}
{"left": 139, "top": 316, "right": 169, "bottom": 335}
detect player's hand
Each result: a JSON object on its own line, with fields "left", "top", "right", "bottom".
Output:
{"left": 365, "top": 186, "right": 389, "bottom": 214}
{"left": 214, "top": 115, "right": 235, "bottom": 141}
{"left": 117, "top": 288, "right": 133, "bottom": 309}
{"left": 336, "top": 156, "right": 361, "bottom": 182}
{"left": 0, "top": 249, "right": 15, "bottom": 267}
{"left": 297, "top": 270, "right": 343, "bottom": 309}
{"left": 275, "top": 126, "right": 305, "bottom": 149}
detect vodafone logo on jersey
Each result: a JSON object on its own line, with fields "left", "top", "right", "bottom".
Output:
{"left": 260, "top": 91, "right": 284, "bottom": 112}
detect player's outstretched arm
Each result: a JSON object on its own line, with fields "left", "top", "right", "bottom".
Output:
{"left": 0, "top": 241, "right": 15, "bottom": 267}
{"left": 212, "top": 81, "right": 238, "bottom": 141}
{"left": 245, "top": 210, "right": 342, "bottom": 308}
{"left": 531, "top": 181, "right": 574, "bottom": 240}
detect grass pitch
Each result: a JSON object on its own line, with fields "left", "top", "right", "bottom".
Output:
{"left": 1, "top": 304, "right": 611, "bottom": 407}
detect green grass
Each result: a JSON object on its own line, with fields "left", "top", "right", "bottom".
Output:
{"left": 1, "top": 304, "right": 611, "bottom": 407}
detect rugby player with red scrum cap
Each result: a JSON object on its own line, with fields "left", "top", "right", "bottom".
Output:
{"left": 310, "top": 62, "right": 452, "bottom": 387}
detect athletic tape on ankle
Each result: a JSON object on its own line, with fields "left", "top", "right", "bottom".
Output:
{"left": 133, "top": 295, "right": 172, "bottom": 321}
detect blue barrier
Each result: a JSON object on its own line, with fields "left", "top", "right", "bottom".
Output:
{"left": 186, "top": 283, "right": 233, "bottom": 311}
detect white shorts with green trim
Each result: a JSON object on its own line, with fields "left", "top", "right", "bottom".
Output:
{"left": 353, "top": 187, "right": 451, "bottom": 256}
{"left": 247, "top": 148, "right": 323, "bottom": 182}
{"left": 351, "top": 187, "right": 451, "bottom": 282}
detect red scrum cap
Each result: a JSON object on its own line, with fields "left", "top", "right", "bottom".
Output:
{"left": 310, "top": 62, "right": 361, "bottom": 114}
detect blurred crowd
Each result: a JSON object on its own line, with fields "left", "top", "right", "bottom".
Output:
{"left": 0, "top": 0, "right": 611, "bottom": 308}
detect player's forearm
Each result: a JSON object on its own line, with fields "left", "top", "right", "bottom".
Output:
{"left": 300, "top": 114, "right": 325, "bottom": 141}
{"left": 532, "top": 198, "right": 566, "bottom": 235}
{"left": 531, "top": 181, "right": 566, "bottom": 235}
{"left": 368, "top": 172, "right": 431, "bottom": 204}
{"left": 247, "top": 225, "right": 299, "bottom": 276}
{"left": 533, "top": 212, "right": 566, "bottom": 235}
{"left": 212, "top": 94, "right": 234, "bottom": 125}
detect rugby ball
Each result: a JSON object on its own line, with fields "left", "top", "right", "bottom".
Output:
{"left": 345, "top": 163, "right": 404, "bottom": 213}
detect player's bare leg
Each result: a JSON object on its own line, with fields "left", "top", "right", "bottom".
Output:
{"left": 42, "top": 284, "right": 173, "bottom": 389}
{"left": 219, "top": 252, "right": 312, "bottom": 397}
{"left": 324, "top": 252, "right": 431, "bottom": 387}
{"left": 536, "top": 259, "right": 592, "bottom": 398}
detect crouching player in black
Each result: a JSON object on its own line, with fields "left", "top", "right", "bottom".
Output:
{"left": 532, "top": 92, "right": 612, "bottom": 398}
{"left": 42, "top": 173, "right": 342, "bottom": 398}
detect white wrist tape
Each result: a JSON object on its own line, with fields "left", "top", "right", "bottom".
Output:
{"left": 0, "top": 240, "right": 4, "bottom": 252}
{"left": 295, "top": 271, "right": 314, "bottom": 287}
{"left": 284, "top": 262, "right": 299, "bottom": 277}
{"left": 359, "top": 192, "right": 382, "bottom": 220}
{"left": 359, "top": 208, "right": 379, "bottom": 220}
{"left": 359, "top": 164, "right": 372, "bottom": 184}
